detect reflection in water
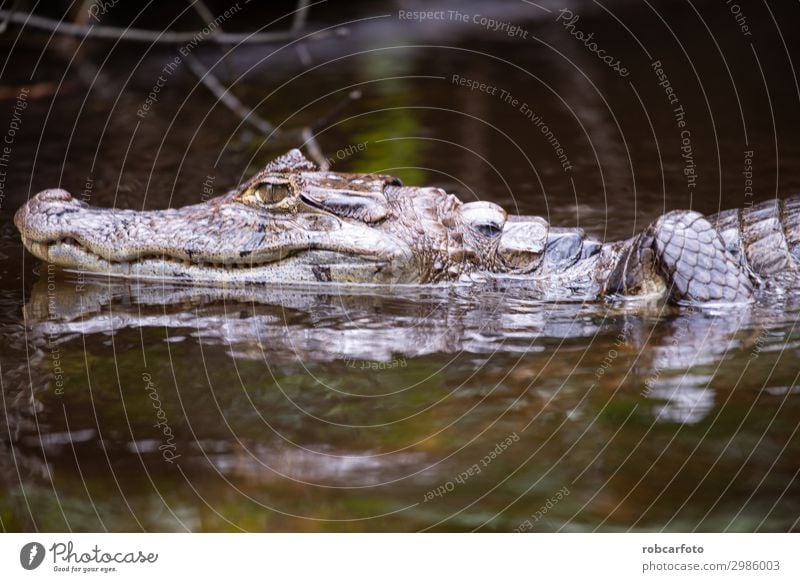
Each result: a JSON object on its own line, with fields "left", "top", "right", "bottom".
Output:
{"left": 642, "top": 310, "right": 748, "bottom": 425}
{"left": 23, "top": 275, "right": 610, "bottom": 362}
{"left": 1, "top": 272, "right": 798, "bottom": 531}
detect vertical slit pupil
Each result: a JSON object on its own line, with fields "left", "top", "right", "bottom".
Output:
{"left": 257, "top": 182, "right": 291, "bottom": 204}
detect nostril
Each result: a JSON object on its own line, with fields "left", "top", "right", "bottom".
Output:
{"left": 35, "top": 188, "right": 73, "bottom": 203}
{"left": 15, "top": 188, "right": 79, "bottom": 243}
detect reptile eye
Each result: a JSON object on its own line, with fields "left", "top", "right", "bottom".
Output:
{"left": 254, "top": 180, "right": 292, "bottom": 204}
{"left": 475, "top": 223, "right": 503, "bottom": 237}
{"left": 461, "top": 201, "right": 507, "bottom": 238}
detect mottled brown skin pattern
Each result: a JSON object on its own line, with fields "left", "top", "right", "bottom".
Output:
{"left": 14, "top": 149, "right": 800, "bottom": 303}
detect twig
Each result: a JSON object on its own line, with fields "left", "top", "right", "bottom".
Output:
{"left": 291, "top": 0, "right": 311, "bottom": 31}
{"left": 0, "top": 8, "right": 317, "bottom": 44}
{"left": 72, "top": 0, "right": 98, "bottom": 26}
{"left": 55, "top": 0, "right": 115, "bottom": 98}
{"left": 186, "top": 54, "right": 332, "bottom": 167}
{"left": 184, "top": 44, "right": 361, "bottom": 169}
{"left": 291, "top": 0, "right": 313, "bottom": 65}
{"left": 184, "top": 53, "right": 277, "bottom": 135}
{"left": 189, "top": 0, "right": 241, "bottom": 83}
{"left": 189, "top": 0, "right": 218, "bottom": 28}
{"left": 301, "top": 127, "right": 329, "bottom": 170}
{"left": 0, "top": 0, "right": 21, "bottom": 34}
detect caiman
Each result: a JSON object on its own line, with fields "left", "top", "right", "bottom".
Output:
{"left": 14, "top": 149, "right": 800, "bottom": 304}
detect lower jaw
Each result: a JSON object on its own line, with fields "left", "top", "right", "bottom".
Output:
{"left": 26, "top": 241, "right": 414, "bottom": 285}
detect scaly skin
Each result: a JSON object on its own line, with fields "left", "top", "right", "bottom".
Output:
{"left": 14, "top": 149, "right": 800, "bottom": 303}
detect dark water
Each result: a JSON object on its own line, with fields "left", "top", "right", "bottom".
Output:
{"left": 1, "top": 0, "right": 800, "bottom": 531}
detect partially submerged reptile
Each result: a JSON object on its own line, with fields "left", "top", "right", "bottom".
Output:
{"left": 15, "top": 149, "right": 800, "bottom": 304}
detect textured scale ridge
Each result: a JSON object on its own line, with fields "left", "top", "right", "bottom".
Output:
{"left": 651, "top": 211, "right": 753, "bottom": 303}
{"left": 740, "top": 199, "right": 791, "bottom": 276}
{"left": 780, "top": 194, "right": 800, "bottom": 263}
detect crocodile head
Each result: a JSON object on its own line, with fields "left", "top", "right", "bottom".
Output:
{"left": 15, "top": 150, "right": 554, "bottom": 285}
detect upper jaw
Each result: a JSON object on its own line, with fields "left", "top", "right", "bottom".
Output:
{"left": 15, "top": 186, "right": 556, "bottom": 285}
{"left": 16, "top": 189, "right": 416, "bottom": 283}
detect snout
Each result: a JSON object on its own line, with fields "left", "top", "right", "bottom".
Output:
{"left": 15, "top": 189, "right": 80, "bottom": 241}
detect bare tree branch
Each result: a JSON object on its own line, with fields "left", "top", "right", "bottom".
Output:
{"left": 184, "top": 53, "right": 361, "bottom": 168}
{"left": 301, "top": 127, "right": 329, "bottom": 170}
{"left": 0, "top": 8, "right": 320, "bottom": 44}
{"left": 189, "top": 0, "right": 218, "bottom": 29}
{"left": 183, "top": 53, "right": 277, "bottom": 136}
{"left": 291, "top": 0, "right": 311, "bottom": 32}
{"left": 172, "top": 3, "right": 358, "bottom": 169}
{"left": 72, "top": 0, "right": 99, "bottom": 26}
{"left": 0, "top": 0, "right": 22, "bottom": 34}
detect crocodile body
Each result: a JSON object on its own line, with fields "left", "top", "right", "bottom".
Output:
{"left": 14, "top": 149, "right": 800, "bottom": 304}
